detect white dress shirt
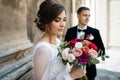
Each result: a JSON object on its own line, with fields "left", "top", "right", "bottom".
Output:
{"left": 77, "top": 25, "right": 87, "bottom": 39}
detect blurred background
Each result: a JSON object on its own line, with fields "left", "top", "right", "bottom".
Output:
{"left": 0, "top": 0, "right": 120, "bottom": 80}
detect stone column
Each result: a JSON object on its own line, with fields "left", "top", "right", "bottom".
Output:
{"left": 0, "top": 0, "right": 33, "bottom": 79}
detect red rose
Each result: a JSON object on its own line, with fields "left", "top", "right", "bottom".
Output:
{"left": 89, "top": 43, "right": 98, "bottom": 51}
{"left": 76, "top": 39, "right": 83, "bottom": 42}
{"left": 68, "top": 39, "right": 76, "bottom": 45}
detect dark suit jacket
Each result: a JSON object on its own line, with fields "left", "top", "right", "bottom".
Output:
{"left": 64, "top": 26, "right": 105, "bottom": 79}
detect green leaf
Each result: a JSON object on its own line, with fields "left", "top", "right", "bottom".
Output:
{"left": 93, "top": 59, "right": 99, "bottom": 64}
{"left": 89, "top": 58, "right": 99, "bottom": 65}
{"left": 80, "top": 65, "right": 84, "bottom": 69}
{"left": 105, "top": 55, "right": 109, "bottom": 58}
{"left": 101, "top": 56, "right": 105, "bottom": 61}
{"left": 79, "top": 76, "right": 87, "bottom": 80}
{"left": 80, "top": 35, "right": 85, "bottom": 39}
{"left": 62, "top": 59, "right": 67, "bottom": 65}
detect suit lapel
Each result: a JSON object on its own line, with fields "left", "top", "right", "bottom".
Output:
{"left": 84, "top": 26, "right": 91, "bottom": 39}
{"left": 72, "top": 26, "right": 77, "bottom": 39}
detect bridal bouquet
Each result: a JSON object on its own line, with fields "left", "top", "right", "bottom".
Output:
{"left": 57, "top": 38, "right": 109, "bottom": 79}
{"left": 58, "top": 39, "right": 99, "bottom": 68}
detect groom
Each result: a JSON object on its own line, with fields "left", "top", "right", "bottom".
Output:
{"left": 64, "top": 7, "right": 105, "bottom": 80}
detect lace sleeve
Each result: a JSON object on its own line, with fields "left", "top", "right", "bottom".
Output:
{"left": 33, "top": 46, "right": 51, "bottom": 80}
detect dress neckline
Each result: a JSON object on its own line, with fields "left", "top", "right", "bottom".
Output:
{"left": 38, "top": 38, "right": 60, "bottom": 46}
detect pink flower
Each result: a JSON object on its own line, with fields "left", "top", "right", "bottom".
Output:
{"left": 88, "top": 49, "right": 98, "bottom": 58}
{"left": 72, "top": 48, "right": 82, "bottom": 57}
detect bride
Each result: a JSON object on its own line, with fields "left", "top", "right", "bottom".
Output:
{"left": 33, "top": 0, "right": 86, "bottom": 80}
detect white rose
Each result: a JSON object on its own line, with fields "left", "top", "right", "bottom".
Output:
{"left": 75, "top": 42, "right": 82, "bottom": 48}
{"left": 68, "top": 54, "right": 75, "bottom": 62}
{"left": 62, "top": 48, "right": 70, "bottom": 60}
{"left": 89, "top": 34, "right": 94, "bottom": 40}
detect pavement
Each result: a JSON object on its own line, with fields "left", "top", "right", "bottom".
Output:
{"left": 96, "top": 48, "right": 120, "bottom": 80}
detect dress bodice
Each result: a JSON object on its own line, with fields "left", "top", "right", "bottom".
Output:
{"left": 33, "top": 40, "right": 72, "bottom": 80}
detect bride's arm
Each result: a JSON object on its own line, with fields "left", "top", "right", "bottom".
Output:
{"left": 69, "top": 66, "right": 86, "bottom": 80}
{"left": 33, "top": 46, "right": 51, "bottom": 80}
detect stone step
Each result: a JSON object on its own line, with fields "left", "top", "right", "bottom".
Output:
{"left": 96, "top": 69, "right": 120, "bottom": 80}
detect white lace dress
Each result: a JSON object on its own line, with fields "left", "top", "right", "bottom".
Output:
{"left": 33, "top": 40, "right": 72, "bottom": 80}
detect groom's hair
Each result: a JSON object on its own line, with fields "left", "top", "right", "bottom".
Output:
{"left": 77, "top": 7, "right": 90, "bottom": 14}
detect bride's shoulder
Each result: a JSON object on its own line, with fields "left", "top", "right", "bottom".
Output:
{"left": 35, "top": 41, "right": 51, "bottom": 50}
{"left": 36, "top": 41, "right": 50, "bottom": 46}
{"left": 33, "top": 41, "right": 52, "bottom": 54}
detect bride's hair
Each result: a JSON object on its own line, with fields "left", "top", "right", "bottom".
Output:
{"left": 34, "top": 0, "right": 65, "bottom": 32}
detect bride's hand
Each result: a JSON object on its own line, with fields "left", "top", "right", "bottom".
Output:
{"left": 69, "top": 66, "right": 86, "bottom": 80}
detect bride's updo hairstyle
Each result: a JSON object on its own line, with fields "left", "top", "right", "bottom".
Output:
{"left": 34, "top": 0, "right": 65, "bottom": 31}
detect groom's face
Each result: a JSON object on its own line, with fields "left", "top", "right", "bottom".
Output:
{"left": 77, "top": 10, "right": 90, "bottom": 26}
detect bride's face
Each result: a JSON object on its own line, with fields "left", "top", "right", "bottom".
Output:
{"left": 49, "top": 10, "right": 66, "bottom": 35}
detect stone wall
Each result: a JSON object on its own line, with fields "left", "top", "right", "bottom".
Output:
{"left": 0, "top": 0, "right": 33, "bottom": 79}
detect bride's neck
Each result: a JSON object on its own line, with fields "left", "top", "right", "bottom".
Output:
{"left": 40, "top": 32, "right": 57, "bottom": 44}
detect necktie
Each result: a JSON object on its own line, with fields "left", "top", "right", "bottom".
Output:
{"left": 78, "top": 29, "right": 87, "bottom": 33}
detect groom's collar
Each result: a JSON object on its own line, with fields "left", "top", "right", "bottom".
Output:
{"left": 77, "top": 25, "right": 87, "bottom": 30}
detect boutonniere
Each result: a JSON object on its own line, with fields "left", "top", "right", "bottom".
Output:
{"left": 86, "top": 34, "right": 94, "bottom": 40}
